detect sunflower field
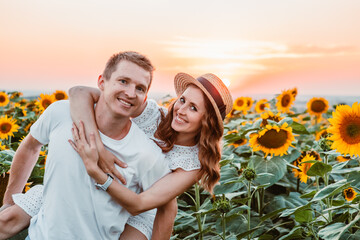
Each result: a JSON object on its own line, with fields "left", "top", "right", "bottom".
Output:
{"left": 0, "top": 90, "right": 68, "bottom": 203}
{"left": 1, "top": 88, "right": 360, "bottom": 240}
{"left": 172, "top": 89, "right": 360, "bottom": 240}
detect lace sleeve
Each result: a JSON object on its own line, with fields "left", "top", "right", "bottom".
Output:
{"left": 165, "top": 145, "right": 201, "bottom": 171}
{"left": 12, "top": 185, "right": 44, "bottom": 217}
{"left": 132, "top": 99, "right": 167, "bottom": 138}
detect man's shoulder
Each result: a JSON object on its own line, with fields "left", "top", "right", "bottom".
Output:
{"left": 43, "top": 100, "right": 70, "bottom": 114}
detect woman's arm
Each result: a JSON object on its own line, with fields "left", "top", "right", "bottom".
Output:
{"left": 69, "top": 86, "right": 127, "bottom": 183}
{"left": 70, "top": 122, "right": 199, "bottom": 216}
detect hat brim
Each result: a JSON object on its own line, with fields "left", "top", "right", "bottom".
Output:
{"left": 174, "top": 72, "right": 224, "bottom": 131}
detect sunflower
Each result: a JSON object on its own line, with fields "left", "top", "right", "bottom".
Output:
{"left": 297, "top": 154, "right": 316, "bottom": 183}
{"left": 14, "top": 104, "right": 27, "bottom": 117}
{"left": 243, "top": 97, "right": 254, "bottom": 113}
{"left": 291, "top": 87, "right": 298, "bottom": 98}
{"left": 0, "top": 116, "right": 20, "bottom": 139}
{"left": 233, "top": 97, "right": 247, "bottom": 112}
{"left": 255, "top": 99, "right": 269, "bottom": 114}
{"left": 159, "top": 97, "right": 176, "bottom": 108}
{"left": 276, "top": 90, "right": 295, "bottom": 113}
{"left": 0, "top": 142, "right": 7, "bottom": 150}
{"left": 10, "top": 91, "right": 23, "bottom": 99}
{"left": 0, "top": 92, "right": 10, "bottom": 107}
{"left": 53, "top": 90, "right": 68, "bottom": 101}
{"left": 226, "top": 109, "right": 236, "bottom": 119}
{"left": 24, "top": 122, "right": 34, "bottom": 133}
{"left": 336, "top": 156, "right": 351, "bottom": 162}
{"left": 249, "top": 122, "right": 295, "bottom": 157}
{"left": 315, "top": 129, "right": 328, "bottom": 140}
{"left": 292, "top": 151, "right": 321, "bottom": 179}
{"left": 260, "top": 111, "right": 283, "bottom": 127}
{"left": 229, "top": 138, "right": 248, "bottom": 148}
{"left": 36, "top": 94, "right": 56, "bottom": 112}
{"left": 328, "top": 102, "right": 360, "bottom": 157}
{"left": 344, "top": 187, "right": 357, "bottom": 202}
{"left": 307, "top": 97, "right": 329, "bottom": 117}
{"left": 24, "top": 182, "right": 32, "bottom": 193}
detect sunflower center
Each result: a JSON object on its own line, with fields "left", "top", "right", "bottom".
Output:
{"left": 345, "top": 189, "right": 354, "bottom": 198}
{"left": 236, "top": 99, "right": 244, "bottom": 106}
{"left": 308, "top": 151, "right": 321, "bottom": 160}
{"left": 258, "top": 129, "right": 288, "bottom": 148}
{"left": 0, "top": 123, "right": 12, "bottom": 133}
{"left": 311, "top": 100, "right": 326, "bottom": 113}
{"left": 281, "top": 94, "right": 291, "bottom": 107}
{"left": 42, "top": 100, "right": 52, "bottom": 109}
{"left": 235, "top": 139, "right": 245, "bottom": 145}
{"left": 55, "top": 93, "right": 65, "bottom": 100}
{"left": 340, "top": 118, "right": 360, "bottom": 144}
{"left": 259, "top": 104, "right": 265, "bottom": 111}
{"left": 0, "top": 95, "right": 5, "bottom": 102}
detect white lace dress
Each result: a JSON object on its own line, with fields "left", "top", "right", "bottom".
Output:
{"left": 13, "top": 99, "right": 201, "bottom": 240}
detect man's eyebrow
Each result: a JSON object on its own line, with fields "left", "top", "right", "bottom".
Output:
{"left": 116, "top": 76, "right": 132, "bottom": 80}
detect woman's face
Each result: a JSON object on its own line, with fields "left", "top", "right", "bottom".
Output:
{"left": 171, "top": 85, "right": 207, "bottom": 144}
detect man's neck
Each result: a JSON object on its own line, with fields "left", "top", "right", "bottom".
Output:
{"left": 94, "top": 100, "right": 131, "bottom": 140}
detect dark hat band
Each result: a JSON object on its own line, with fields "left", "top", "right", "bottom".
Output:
{"left": 197, "top": 77, "right": 226, "bottom": 119}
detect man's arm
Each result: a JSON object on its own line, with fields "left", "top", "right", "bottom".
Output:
{"left": 152, "top": 198, "right": 178, "bottom": 240}
{"left": 2, "top": 134, "right": 43, "bottom": 205}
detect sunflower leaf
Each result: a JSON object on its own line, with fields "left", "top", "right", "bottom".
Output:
{"left": 306, "top": 162, "right": 332, "bottom": 177}
{"left": 289, "top": 122, "right": 309, "bottom": 134}
{"left": 318, "top": 212, "right": 360, "bottom": 240}
{"left": 311, "top": 179, "right": 352, "bottom": 202}
{"left": 249, "top": 156, "right": 287, "bottom": 187}
{"left": 294, "top": 208, "right": 313, "bottom": 223}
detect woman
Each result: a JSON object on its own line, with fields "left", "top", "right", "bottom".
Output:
{"left": 0, "top": 73, "right": 233, "bottom": 240}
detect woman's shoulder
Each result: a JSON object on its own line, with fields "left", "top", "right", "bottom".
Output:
{"left": 132, "top": 99, "right": 167, "bottom": 137}
{"left": 165, "top": 145, "right": 201, "bottom": 171}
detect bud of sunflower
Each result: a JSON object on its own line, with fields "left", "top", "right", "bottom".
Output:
{"left": 318, "top": 138, "right": 333, "bottom": 151}
{"left": 213, "top": 198, "right": 231, "bottom": 214}
{"left": 243, "top": 168, "right": 256, "bottom": 181}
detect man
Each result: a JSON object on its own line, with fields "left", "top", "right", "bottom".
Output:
{"left": 0, "top": 51, "right": 171, "bottom": 239}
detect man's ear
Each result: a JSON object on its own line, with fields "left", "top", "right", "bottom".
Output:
{"left": 98, "top": 75, "right": 105, "bottom": 91}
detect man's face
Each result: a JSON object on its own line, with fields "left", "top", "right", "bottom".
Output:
{"left": 98, "top": 60, "right": 151, "bottom": 118}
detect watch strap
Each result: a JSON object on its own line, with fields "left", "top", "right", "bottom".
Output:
{"left": 95, "top": 173, "right": 114, "bottom": 191}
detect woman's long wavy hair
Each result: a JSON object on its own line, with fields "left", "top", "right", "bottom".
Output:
{"left": 154, "top": 88, "right": 223, "bottom": 193}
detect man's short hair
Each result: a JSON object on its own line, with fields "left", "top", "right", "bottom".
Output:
{"left": 102, "top": 51, "right": 155, "bottom": 90}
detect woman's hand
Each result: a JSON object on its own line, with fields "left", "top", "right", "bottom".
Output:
{"left": 98, "top": 146, "right": 127, "bottom": 185}
{"left": 69, "top": 121, "right": 100, "bottom": 175}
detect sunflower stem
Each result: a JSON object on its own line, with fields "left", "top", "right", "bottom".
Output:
{"left": 194, "top": 183, "right": 203, "bottom": 240}
{"left": 323, "top": 155, "right": 332, "bottom": 222}
{"left": 222, "top": 212, "right": 226, "bottom": 239}
{"left": 247, "top": 180, "right": 252, "bottom": 240}
{"left": 316, "top": 177, "right": 320, "bottom": 192}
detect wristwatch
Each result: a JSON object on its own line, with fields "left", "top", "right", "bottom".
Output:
{"left": 94, "top": 173, "right": 114, "bottom": 191}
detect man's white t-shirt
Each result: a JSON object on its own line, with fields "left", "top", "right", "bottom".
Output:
{"left": 27, "top": 100, "right": 170, "bottom": 240}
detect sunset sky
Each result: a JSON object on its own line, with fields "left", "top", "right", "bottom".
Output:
{"left": 1, "top": 0, "right": 360, "bottom": 98}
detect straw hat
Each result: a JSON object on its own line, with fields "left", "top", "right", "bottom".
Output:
{"left": 174, "top": 73, "right": 233, "bottom": 131}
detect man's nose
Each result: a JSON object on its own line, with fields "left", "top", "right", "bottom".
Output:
{"left": 125, "top": 86, "right": 136, "bottom": 98}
